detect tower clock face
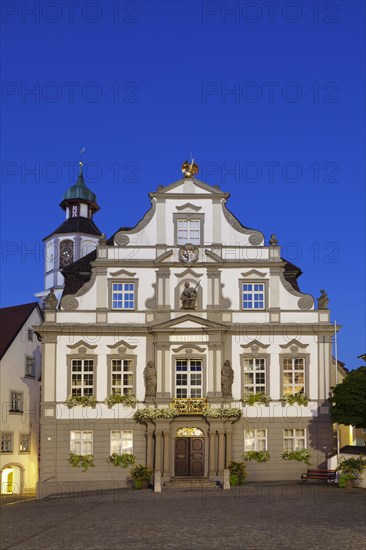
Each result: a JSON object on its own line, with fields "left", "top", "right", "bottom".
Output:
{"left": 59, "top": 239, "right": 74, "bottom": 267}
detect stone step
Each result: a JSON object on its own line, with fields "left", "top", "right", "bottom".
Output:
{"left": 164, "top": 478, "right": 218, "bottom": 489}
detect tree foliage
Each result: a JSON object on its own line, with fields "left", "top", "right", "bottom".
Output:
{"left": 329, "top": 366, "right": 366, "bottom": 428}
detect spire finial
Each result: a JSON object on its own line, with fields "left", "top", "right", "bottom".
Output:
{"left": 79, "top": 147, "right": 85, "bottom": 174}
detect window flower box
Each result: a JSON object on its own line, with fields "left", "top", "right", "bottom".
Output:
{"left": 104, "top": 394, "right": 137, "bottom": 408}
{"left": 106, "top": 452, "right": 136, "bottom": 468}
{"left": 65, "top": 395, "right": 97, "bottom": 408}
{"left": 68, "top": 453, "right": 95, "bottom": 471}
{"left": 242, "top": 393, "right": 271, "bottom": 406}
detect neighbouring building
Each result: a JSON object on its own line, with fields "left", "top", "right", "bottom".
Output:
{"left": 0, "top": 302, "right": 43, "bottom": 494}
{"left": 35, "top": 161, "right": 340, "bottom": 496}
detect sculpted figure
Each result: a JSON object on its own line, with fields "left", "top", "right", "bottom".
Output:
{"left": 317, "top": 289, "right": 329, "bottom": 310}
{"left": 180, "top": 282, "right": 198, "bottom": 310}
{"left": 221, "top": 360, "right": 234, "bottom": 398}
{"left": 144, "top": 361, "right": 157, "bottom": 398}
{"left": 44, "top": 288, "right": 58, "bottom": 310}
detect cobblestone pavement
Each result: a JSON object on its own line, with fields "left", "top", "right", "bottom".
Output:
{"left": 1, "top": 483, "right": 365, "bottom": 550}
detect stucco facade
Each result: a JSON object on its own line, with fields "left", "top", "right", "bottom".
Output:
{"left": 0, "top": 304, "right": 42, "bottom": 493}
{"left": 35, "top": 175, "right": 339, "bottom": 496}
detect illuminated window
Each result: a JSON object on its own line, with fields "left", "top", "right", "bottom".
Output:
{"left": 283, "top": 429, "right": 306, "bottom": 451}
{"left": 110, "top": 431, "right": 133, "bottom": 455}
{"left": 71, "top": 359, "right": 94, "bottom": 397}
{"left": 70, "top": 431, "right": 93, "bottom": 454}
{"left": 243, "top": 358, "right": 266, "bottom": 394}
{"left": 111, "top": 359, "right": 134, "bottom": 395}
{"left": 20, "top": 434, "right": 30, "bottom": 452}
{"left": 175, "top": 359, "right": 202, "bottom": 398}
{"left": 244, "top": 429, "right": 267, "bottom": 451}
{"left": 282, "top": 358, "right": 305, "bottom": 395}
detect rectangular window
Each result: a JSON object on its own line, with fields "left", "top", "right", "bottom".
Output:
{"left": 70, "top": 431, "right": 93, "bottom": 455}
{"left": 19, "top": 434, "right": 30, "bottom": 452}
{"left": 111, "top": 360, "right": 134, "bottom": 395}
{"left": 244, "top": 429, "right": 267, "bottom": 451}
{"left": 1, "top": 433, "right": 12, "bottom": 453}
{"left": 177, "top": 219, "right": 200, "bottom": 245}
{"left": 10, "top": 392, "right": 23, "bottom": 412}
{"left": 27, "top": 328, "right": 33, "bottom": 342}
{"left": 112, "top": 282, "right": 135, "bottom": 310}
{"left": 25, "top": 356, "right": 35, "bottom": 377}
{"left": 175, "top": 359, "right": 202, "bottom": 398}
{"left": 243, "top": 358, "right": 266, "bottom": 394}
{"left": 283, "top": 428, "right": 306, "bottom": 451}
{"left": 283, "top": 358, "right": 305, "bottom": 395}
{"left": 110, "top": 430, "right": 133, "bottom": 455}
{"left": 242, "top": 283, "right": 265, "bottom": 310}
{"left": 71, "top": 359, "right": 94, "bottom": 397}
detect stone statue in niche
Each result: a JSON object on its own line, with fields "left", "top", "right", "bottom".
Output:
{"left": 317, "top": 289, "right": 329, "bottom": 310}
{"left": 221, "top": 360, "right": 234, "bottom": 398}
{"left": 180, "top": 281, "right": 198, "bottom": 310}
{"left": 144, "top": 361, "right": 157, "bottom": 398}
{"left": 44, "top": 288, "right": 58, "bottom": 310}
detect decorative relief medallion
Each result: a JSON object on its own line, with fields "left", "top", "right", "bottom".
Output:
{"left": 114, "top": 233, "right": 130, "bottom": 246}
{"left": 179, "top": 244, "right": 199, "bottom": 266}
{"left": 298, "top": 296, "right": 314, "bottom": 310}
{"left": 61, "top": 295, "right": 79, "bottom": 311}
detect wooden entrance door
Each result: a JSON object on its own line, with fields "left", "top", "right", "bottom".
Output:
{"left": 175, "top": 437, "right": 205, "bottom": 477}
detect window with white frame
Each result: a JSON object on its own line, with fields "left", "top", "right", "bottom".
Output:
{"left": 25, "top": 356, "right": 35, "bottom": 377}
{"left": 1, "top": 433, "right": 12, "bottom": 453}
{"left": 175, "top": 359, "right": 202, "bottom": 398}
{"left": 70, "top": 431, "right": 93, "bottom": 455}
{"left": 71, "top": 359, "right": 94, "bottom": 396}
{"left": 177, "top": 219, "right": 200, "bottom": 245}
{"left": 19, "top": 434, "right": 30, "bottom": 452}
{"left": 244, "top": 429, "right": 267, "bottom": 451}
{"left": 27, "top": 328, "right": 33, "bottom": 341}
{"left": 112, "top": 282, "right": 135, "bottom": 310}
{"left": 283, "top": 428, "right": 306, "bottom": 450}
{"left": 242, "top": 283, "right": 265, "bottom": 310}
{"left": 10, "top": 392, "right": 23, "bottom": 412}
{"left": 110, "top": 430, "right": 133, "bottom": 455}
{"left": 243, "top": 358, "right": 266, "bottom": 394}
{"left": 282, "top": 357, "right": 305, "bottom": 395}
{"left": 111, "top": 359, "right": 134, "bottom": 395}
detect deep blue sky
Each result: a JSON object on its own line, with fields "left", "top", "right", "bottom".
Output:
{"left": 1, "top": 1, "right": 365, "bottom": 370}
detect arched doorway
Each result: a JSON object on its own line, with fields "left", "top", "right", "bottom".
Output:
{"left": 175, "top": 428, "right": 205, "bottom": 477}
{"left": 1, "top": 465, "right": 22, "bottom": 494}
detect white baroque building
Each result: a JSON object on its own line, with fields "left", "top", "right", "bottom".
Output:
{"left": 35, "top": 166, "right": 339, "bottom": 496}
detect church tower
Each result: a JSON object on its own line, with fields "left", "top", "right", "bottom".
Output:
{"left": 36, "top": 161, "right": 102, "bottom": 303}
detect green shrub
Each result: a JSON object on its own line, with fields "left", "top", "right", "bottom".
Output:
{"left": 228, "top": 461, "right": 247, "bottom": 485}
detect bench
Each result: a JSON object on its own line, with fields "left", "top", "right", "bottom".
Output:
{"left": 301, "top": 469, "right": 336, "bottom": 483}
